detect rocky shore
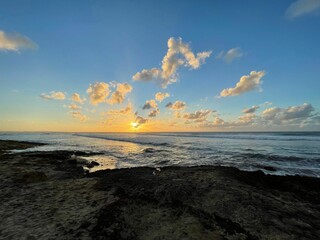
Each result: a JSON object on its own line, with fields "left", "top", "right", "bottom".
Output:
{"left": 0, "top": 140, "right": 319, "bottom": 240}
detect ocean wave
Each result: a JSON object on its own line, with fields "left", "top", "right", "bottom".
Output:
{"left": 75, "top": 134, "right": 172, "bottom": 147}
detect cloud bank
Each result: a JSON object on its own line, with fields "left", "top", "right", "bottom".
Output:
{"left": 133, "top": 37, "right": 212, "bottom": 88}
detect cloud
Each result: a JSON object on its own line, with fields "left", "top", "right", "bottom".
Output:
{"left": 0, "top": 30, "right": 37, "bottom": 52}
{"left": 155, "top": 92, "right": 170, "bottom": 102}
{"left": 107, "top": 103, "right": 133, "bottom": 115}
{"left": 71, "top": 93, "right": 85, "bottom": 104}
{"left": 183, "top": 110, "right": 212, "bottom": 123}
{"left": 142, "top": 99, "right": 158, "bottom": 110}
{"left": 87, "top": 82, "right": 110, "bottom": 105}
{"left": 243, "top": 105, "right": 259, "bottom": 114}
{"left": 133, "top": 115, "right": 148, "bottom": 128}
{"left": 217, "top": 47, "right": 243, "bottom": 63}
{"left": 71, "top": 111, "right": 87, "bottom": 122}
{"left": 219, "top": 71, "right": 265, "bottom": 97}
{"left": 165, "top": 101, "right": 186, "bottom": 111}
{"left": 107, "top": 83, "right": 133, "bottom": 105}
{"left": 286, "top": 0, "right": 320, "bottom": 18}
{"left": 261, "top": 103, "right": 314, "bottom": 123}
{"left": 69, "top": 104, "right": 81, "bottom": 110}
{"left": 148, "top": 108, "right": 160, "bottom": 118}
{"left": 40, "top": 91, "right": 66, "bottom": 100}
{"left": 133, "top": 37, "right": 212, "bottom": 88}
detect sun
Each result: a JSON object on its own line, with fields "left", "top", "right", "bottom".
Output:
{"left": 130, "top": 122, "right": 139, "bottom": 128}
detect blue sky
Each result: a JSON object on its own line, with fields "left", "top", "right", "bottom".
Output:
{"left": 0, "top": 0, "right": 320, "bottom": 131}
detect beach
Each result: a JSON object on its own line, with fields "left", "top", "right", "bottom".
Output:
{"left": 0, "top": 140, "right": 319, "bottom": 239}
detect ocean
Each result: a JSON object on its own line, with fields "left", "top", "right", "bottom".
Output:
{"left": 1, "top": 132, "right": 320, "bottom": 177}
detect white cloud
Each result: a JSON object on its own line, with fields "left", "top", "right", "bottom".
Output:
{"left": 0, "top": 30, "right": 37, "bottom": 51}
{"left": 142, "top": 99, "right": 158, "bottom": 110}
{"left": 107, "top": 83, "right": 133, "bottom": 105}
{"left": 148, "top": 108, "right": 160, "bottom": 118}
{"left": 286, "top": 0, "right": 320, "bottom": 18}
{"left": 71, "top": 93, "right": 85, "bottom": 104}
{"left": 87, "top": 82, "right": 110, "bottom": 105}
{"left": 243, "top": 105, "right": 259, "bottom": 114}
{"left": 69, "top": 104, "right": 81, "bottom": 110}
{"left": 71, "top": 111, "right": 87, "bottom": 122}
{"left": 133, "top": 37, "right": 212, "bottom": 88}
{"left": 217, "top": 47, "right": 243, "bottom": 63}
{"left": 155, "top": 92, "right": 170, "bottom": 102}
{"left": 219, "top": 71, "right": 265, "bottom": 97}
{"left": 40, "top": 91, "right": 66, "bottom": 100}
{"left": 165, "top": 101, "right": 186, "bottom": 111}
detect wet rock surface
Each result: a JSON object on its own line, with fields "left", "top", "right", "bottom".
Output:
{"left": 1, "top": 140, "right": 320, "bottom": 240}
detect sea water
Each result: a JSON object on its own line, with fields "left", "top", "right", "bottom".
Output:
{"left": 0, "top": 132, "right": 319, "bottom": 177}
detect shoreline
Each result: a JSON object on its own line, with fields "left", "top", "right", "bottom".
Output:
{"left": 0, "top": 140, "right": 319, "bottom": 239}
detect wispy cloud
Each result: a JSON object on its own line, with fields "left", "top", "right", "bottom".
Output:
{"left": 69, "top": 104, "right": 81, "bottom": 110}
{"left": 71, "top": 111, "right": 88, "bottom": 122}
{"left": 0, "top": 30, "right": 37, "bottom": 52}
{"left": 40, "top": 91, "right": 66, "bottom": 100}
{"left": 219, "top": 71, "right": 265, "bottom": 97}
{"left": 133, "top": 37, "right": 212, "bottom": 88}
{"left": 217, "top": 47, "right": 243, "bottom": 63}
{"left": 107, "top": 103, "right": 133, "bottom": 115}
{"left": 286, "top": 0, "right": 320, "bottom": 18}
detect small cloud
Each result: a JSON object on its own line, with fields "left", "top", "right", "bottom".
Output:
{"left": 183, "top": 110, "right": 212, "bottom": 123}
{"left": 71, "top": 93, "right": 85, "bottom": 104}
{"left": 0, "top": 30, "right": 37, "bottom": 52}
{"left": 71, "top": 111, "right": 88, "bottom": 122}
{"left": 217, "top": 47, "right": 243, "bottom": 63}
{"left": 286, "top": 0, "right": 320, "bottom": 19}
{"left": 142, "top": 99, "right": 158, "bottom": 110}
{"left": 133, "top": 37, "right": 212, "bottom": 88}
{"left": 107, "top": 102, "right": 133, "bottom": 115}
{"left": 219, "top": 71, "right": 265, "bottom": 97}
{"left": 148, "top": 108, "right": 160, "bottom": 118}
{"left": 165, "top": 100, "right": 186, "bottom": 111}
{"left": 242, "top": 105, "right": 259, "bottom": 114}
{"left": 69, "top": 104, "right": 81, "bottom": 110}
{"left": 107, "top": 83, "right": 133, "bottom": 105}
{"left": 40, "top": 91, "right": 66, "bottom": 100}
{"left": 155, "top": 92, "right": 170, "bottom": 102}
{"left": 87, "top": 82, "right": 110, "bottom": 105}
{"left": 132, "top": 114, "right": 148, "bottom": 128}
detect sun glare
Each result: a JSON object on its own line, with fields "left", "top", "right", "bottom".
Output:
{"left": 130, "top": 122, "right": 139, "bottom": 128}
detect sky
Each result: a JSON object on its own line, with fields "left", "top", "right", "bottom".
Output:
{"left": 0, "top": 0, "right": 320, "bottom": 132}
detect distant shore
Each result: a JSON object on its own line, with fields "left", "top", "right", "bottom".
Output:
{"left": 0, "top": 140, "right": 319, "bottom": 239}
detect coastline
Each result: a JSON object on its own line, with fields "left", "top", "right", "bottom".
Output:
{"left": 0, "top": 140, "right": 319, "bottom": 239}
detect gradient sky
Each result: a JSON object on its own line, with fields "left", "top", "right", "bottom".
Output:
{"left": 0, "top": 0, "right": 320, "bottom": 132}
